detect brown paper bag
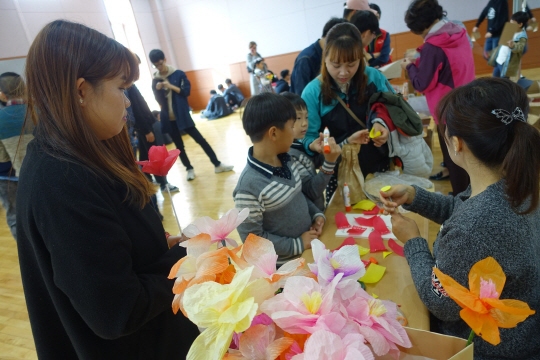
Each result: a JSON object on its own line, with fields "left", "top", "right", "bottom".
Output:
{"left": 337, "top": 144, "right": 366, "bottom": 205}
{"left": 375, "top": 327, "right": 473, "bottom": 360}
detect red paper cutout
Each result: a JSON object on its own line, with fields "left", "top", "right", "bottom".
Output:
{"left": 347, "top": 226, "right": 367, "bottom": 235}
{"left": 355, "top": 216, "right": 376, "bottom": 227}
{"left": 363, "top": 206, "right": 381, "bottom": 215}
{"left": 137, "top": 145, "right": 180, "bottom": 176}
{"left": 362, "top": 260, "right": 371, "bottom": 268}
{"left": 369, "top": 230, "right": 387, "bottom": 253}
{"left": 373, "top": 216, "right": 391, "bottom": 235}
{"left": 388, "top": 239, "right": 405, "bottom": 257}
{"left": 334, "top": 237, "right": 356, "bottom": 251}
{"left": 335, "top": 212, "right": 351, "bottom": 229}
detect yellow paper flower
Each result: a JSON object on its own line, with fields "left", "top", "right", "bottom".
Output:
{"left": 183, "top": 266, "right": 275, "bottom": 360}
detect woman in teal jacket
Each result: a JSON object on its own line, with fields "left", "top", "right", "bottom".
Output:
{"left": 301, "top": 22, "right": 393, "bottom": 202}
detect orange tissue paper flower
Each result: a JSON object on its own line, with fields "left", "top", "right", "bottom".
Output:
{"left": 136, "top": 145, "right": 180, "bottom": 176}
{"left": 433, "top": 257, "right": 535, "bottom": 345}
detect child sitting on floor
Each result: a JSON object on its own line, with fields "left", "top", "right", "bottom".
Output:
{"left": 233, "top": 93, "right": 326, "bottom": 265}
{"left": 282, "top": 92, "right": 341, "bottom": 211}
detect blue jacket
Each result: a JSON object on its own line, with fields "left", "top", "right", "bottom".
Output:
{"left": 152, "top": 70, "right": 195, "bottom": 132}
{"left": 290, "top": 40, "right": 323, "bottom": 95}
{"left": 203, "top": 94, "right": 232, "bottom": 120}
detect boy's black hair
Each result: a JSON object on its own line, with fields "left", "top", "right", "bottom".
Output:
{"left": 280, "top": 69, "right": 290, "bottom": 79}
{"left": 369, "top": 3, "right": 381, "bottom": 18}
{"left": 405, "top": 0, "right": 446, "bottom": 35}
{"left": 323, "top": 17, "right": 348, "bottom": 38}
{"left": 217, "top": 84, "right": 224, "bottom": 90}
{"left": 210, "top": 90, "right": 217, "bottom": 95}
{"left": 350, "top": 10, "right": 380, "bottom": 34}
{"left": 242, "top": 93, "right": 296, "bottom": 143}
{"left": 280, "top": 92, "right": 307, "bottom": 111}
{"left": 225, "top": 78, "right": 232, "bottom": 84}
{"left": 0, "top": 72, "right": 24, "bottom": 99}
{"left": 511, "top": 11, "right": 529, "bottom": 29}
{"left": 149, "top": 49, "right": 165, "bottom": 64}
{"left": 151, "top": 110, "right": 160, "bottom": 119}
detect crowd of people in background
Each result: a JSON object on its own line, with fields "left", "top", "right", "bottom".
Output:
{"left": 1, "top": 0, "right": 539, "bottom": 359}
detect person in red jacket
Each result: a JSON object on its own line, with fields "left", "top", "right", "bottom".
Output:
{"left": 366, "top": 3, "right": 392, "bottom": 68}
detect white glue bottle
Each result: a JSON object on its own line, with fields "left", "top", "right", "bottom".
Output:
{"left": 323, "top": 127, "right": 330, "bottom": 154}
{"left": 344, "top": 183, "right": 351, "bottom": 212}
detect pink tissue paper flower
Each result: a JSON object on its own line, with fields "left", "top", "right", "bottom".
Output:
{"left": 183, "top": 208, "right": 249, "bottom": 247}
{"left": 290, "top": 330, "right": 374, "bottom": 360}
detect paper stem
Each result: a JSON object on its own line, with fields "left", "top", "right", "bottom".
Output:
{"left": 166, "top": 184, "right": 182, "bottom": 235}
{"left": 466, "top": 330, "right": 475, "bottom": 347}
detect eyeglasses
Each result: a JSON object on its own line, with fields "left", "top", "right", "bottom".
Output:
{"left": 152, "top": 61, "right": 164, "bottom": 69}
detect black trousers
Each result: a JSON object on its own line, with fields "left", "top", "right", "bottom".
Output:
{"left": 438, "top": 128, "right": 470, "bottom": 195}
{"left": 168, "top": 122, "right": 220, "bottom": 169}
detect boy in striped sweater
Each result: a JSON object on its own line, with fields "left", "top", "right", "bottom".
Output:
{"left": 282, "top": 92, "right": 341, "bottom": 212}
{"left": 233, "top": 93, "right": 331, "bottom": 264}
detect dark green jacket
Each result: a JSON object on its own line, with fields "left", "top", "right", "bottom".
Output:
{"left": 368, "top": 92, "right": 423, "bottom": 136}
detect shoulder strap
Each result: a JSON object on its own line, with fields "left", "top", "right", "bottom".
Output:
{"left": 316, "top": 75, "right": 367, "bottom": 128}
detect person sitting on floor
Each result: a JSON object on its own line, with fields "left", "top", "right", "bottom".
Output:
{"left": 218, "top": 84, "right": 239, "bottom": 110}
{"left": 201, "top": 90, "right": 233, "bottom": 120}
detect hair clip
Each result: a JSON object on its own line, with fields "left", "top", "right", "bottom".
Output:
{"left": 491, "top": 107, "right": 527, "bottom": 125}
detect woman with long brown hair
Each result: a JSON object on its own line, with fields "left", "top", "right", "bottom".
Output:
{"left": 381, "top": 78, "right": 540, "bottom": 359}
{"left": 301, "top": 22, "right": 392, "bottom": 202}
{"left": 17, "top": 20, "right": 198, "bottom": 359}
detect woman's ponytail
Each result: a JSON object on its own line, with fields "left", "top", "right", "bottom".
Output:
{"left": 502, "top": 121, "right": 540, "bottom": 214}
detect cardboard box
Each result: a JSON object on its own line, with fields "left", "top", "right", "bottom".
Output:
{"left": 375, "top": 327, "right": 474, "bottom": 360}
{"left": 499, "top": 22, "right": 521, "bottom": 46}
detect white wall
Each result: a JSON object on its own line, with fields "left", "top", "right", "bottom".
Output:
{"left": 146, "top": 0, "right": 540, "bottom": 72}
{"left": 0, "top": 0, "right": 113, "bottom": 59}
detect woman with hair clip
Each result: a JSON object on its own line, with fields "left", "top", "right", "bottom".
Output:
{"left": 380, "top": 78, "right": 540, "bottom": 359}
{"left": 16, "top": 20, "right": 198, "bottom": 359}
{"left": 301, "top": 22, "right": 393, "bottom": 203}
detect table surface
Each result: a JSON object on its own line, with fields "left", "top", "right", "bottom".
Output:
{"left": 301, "top": 191, "right": 431, "bottom": 331}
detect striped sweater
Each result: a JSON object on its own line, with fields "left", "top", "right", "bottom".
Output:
{"left": 233, "top": 151, "right": 325, "bottom": 264}
{"left": 288, "top": 140, "right": 335, "bottom": 211}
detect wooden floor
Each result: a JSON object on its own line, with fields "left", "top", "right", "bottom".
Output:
{"left": 1, "top": 67, "right": 539, "bottom": 359}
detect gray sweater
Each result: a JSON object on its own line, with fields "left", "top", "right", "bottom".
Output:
{"left": 233, "top": 154, "right": 324, "bottom": 265}
{"left": 403, "top": 182, "right": 540, "bottom": 360}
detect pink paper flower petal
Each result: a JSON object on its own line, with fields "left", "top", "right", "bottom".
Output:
{"left": 335, "top": 212, "right": 351, "bottom": 229}
{"left": 355, "top": 216, "right": 376, "bottom": 227}
{"left": 387, "top": 239, "right": 404, "bottom": 257}
{"left": 363, "top": 206, "right": 381, "bottom": 215}
{"left": 372, "top": 217, "right": 391, "bottom": 235}
{"left": 369, "top": 231, "right": 387, "bottom": 253}
{"left": 347, "top": 226, "right": 367, "bottom": 235}
{"left": 335, "top": 237, "right": 356, "bottom": 251}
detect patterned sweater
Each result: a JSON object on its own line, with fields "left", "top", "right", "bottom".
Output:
{"left": 233, "top": 148, "right": 325, "bottom": 264}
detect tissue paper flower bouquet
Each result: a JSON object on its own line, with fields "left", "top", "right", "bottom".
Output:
{"left": 169, "top": 208, "right": 412, "bottom": 360}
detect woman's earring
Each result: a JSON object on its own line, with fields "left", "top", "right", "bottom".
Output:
{"left": 79, "top": 98, "right": 83, "bottom": 104}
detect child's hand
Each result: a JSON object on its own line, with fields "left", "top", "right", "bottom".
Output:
{"left": 309, "top": 133, "right": 324, "bottom": 153}
{"left": 301, "top": 230, "right": 318, "bottom": 250}
{"left": 348, "top": 129, "right": 370, "bottom": 145}
{"left": 472, "top": 26, "right": 479, "bottom": 33}
{"left": 323, "top": 137, "right": 341, "bottom": 163}
{"left": 155, "top": 82, "right": 164, "bottom": 90}
{"left": 485, "top": 32, "right": 492, "bottom": 38}
{"left": 507, "top": 40, "right": 515, "bottom": 49}
{"left": 372, "top": 123, "right": 389, "bottom": 147}
{"left": 390, "top": 212, "right": 420, "bottom": 244}
{"left": 311, "top": 216, "right": 325, "bottom": 236}
{"left": 401, "top": 58, "right": 412, "bottom": 70}
{"left": 162, "top": 80, "right": 171, "bottom": 89}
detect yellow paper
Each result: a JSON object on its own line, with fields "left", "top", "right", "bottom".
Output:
{"left": 352, "top": 199, "right": 376, "bottom": 211}
{"left": 359, "top": 263, "right": 386, "bottom": 284}
{"left": 357, "top": 245, "right": 369, "bottom": 256}
{"left": 383, "top": 251, "right": 393, "bottom": 258}
{"left": 372, "top": 293, "right": 379, "bottom": 299}
{"left": 381, "top": 186, "right": 391, "bottom": 192}
{"left": 369, "top": 127, "right": 381, "bottom": 138}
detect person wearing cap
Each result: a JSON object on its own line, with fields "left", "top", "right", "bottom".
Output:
{"left": 343, "top": 0, "right": 370, "bottom": 21}
{"left": 366, "top": 3, "right": 392, "bottom": 68}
